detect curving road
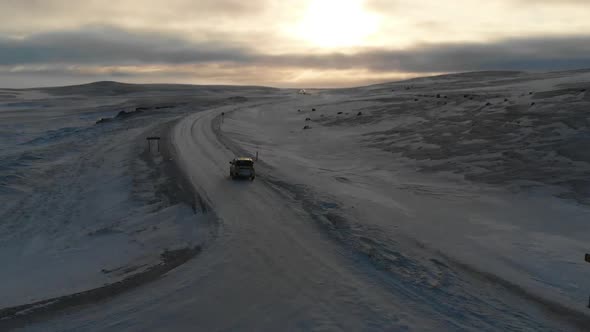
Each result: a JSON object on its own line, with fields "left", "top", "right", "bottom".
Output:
{"left": 168, "top": 105, "right": 441, "bottom": 330}
{"left": 14, "top": 102, "right": 585, "bottom": 331}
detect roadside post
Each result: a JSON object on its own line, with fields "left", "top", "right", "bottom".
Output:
{"left": 586, "top": 253, "right": 590, "bottom": 308}
{"left": 147, "top": 136, "right": 161, "bottom": 152}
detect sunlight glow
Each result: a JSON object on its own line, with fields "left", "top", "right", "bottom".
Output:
{"left": 296, "top": 0, "right": 380, "bottom": 49}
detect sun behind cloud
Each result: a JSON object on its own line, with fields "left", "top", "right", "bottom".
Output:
{"left": 295, "top": 0, "right": 380, "bottom": 49}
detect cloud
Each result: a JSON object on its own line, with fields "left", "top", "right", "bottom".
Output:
{"left": 514, "top": 0, "right": 589, "bottom": 4}
{"left": 1, "top": 0, "right": 267, "bottom": 16}
{"left": 0, "top": 26, "right": 257, "bottom": 65}
{"left": 2, "top": 25, "right": 590, "bottom": 73}
{"left": 0, "top": 0, "right": 270, "bottom": 30}
{"left": 1, "top": 25, "right": 590, "bottom": 88}
{"left": 357, "top": 36, "right": 590, "bottom": 72}
{"left": 0, "top": 0, "right": 296, "bottom": 52}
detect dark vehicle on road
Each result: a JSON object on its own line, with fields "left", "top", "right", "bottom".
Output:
{"left": 229, "top": 157, "right": 255, "bottom": 180}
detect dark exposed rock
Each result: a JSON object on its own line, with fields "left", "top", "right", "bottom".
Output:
{"left": 228, "top": 96, "right": 248, "bottom": 102}
{"left": 95, "top": 118, "right": 113, "bottom": 124}
{"left": 95, "top": 108, "right": 144, "bottom": 125}
{"left": 116, "top": 109, "right": 143, "bottom": 119}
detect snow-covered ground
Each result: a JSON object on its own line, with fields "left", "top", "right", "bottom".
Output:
{"left": 0, "top": 83, "right": 271, "bottom": 312}
{"left": 2, "top": 72, "right": 590, "bottom": 331}
{"left": 222, "top": 69, "right": 590, "bottom": 308}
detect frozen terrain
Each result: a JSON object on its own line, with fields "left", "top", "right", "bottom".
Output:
{"left": 1, "top": 71, "right": 590, "bottom": 331}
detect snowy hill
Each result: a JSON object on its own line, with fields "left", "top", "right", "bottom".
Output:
{"left": 37, "top": 81, "right": 279, "bottom": 97}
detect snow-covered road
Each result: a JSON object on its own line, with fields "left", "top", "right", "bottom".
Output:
{"left": 169, "top": 104, "right": 439, "bottom": 330}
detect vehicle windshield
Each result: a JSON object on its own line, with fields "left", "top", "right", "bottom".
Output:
{"left": 235, "top": 160, "right": 253, "bottom": 167}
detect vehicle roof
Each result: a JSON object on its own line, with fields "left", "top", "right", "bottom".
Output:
{"left": 235, "top": 157, "right": 254, "bottom": 161}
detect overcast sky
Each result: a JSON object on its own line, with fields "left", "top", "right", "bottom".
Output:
{"left": 1, "top": 0, "right": 589, "bottom": 88}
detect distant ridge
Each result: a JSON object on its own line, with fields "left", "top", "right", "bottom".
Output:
{"left": 36, "top": 81, "right": 278, "bottom": 96}
{"left": 356, "top": 68, "right": 590, "bottom": 90}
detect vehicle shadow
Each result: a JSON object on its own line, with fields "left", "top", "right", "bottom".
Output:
{"left": 228, "top": 176, "right": 255, "bottom": 183}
